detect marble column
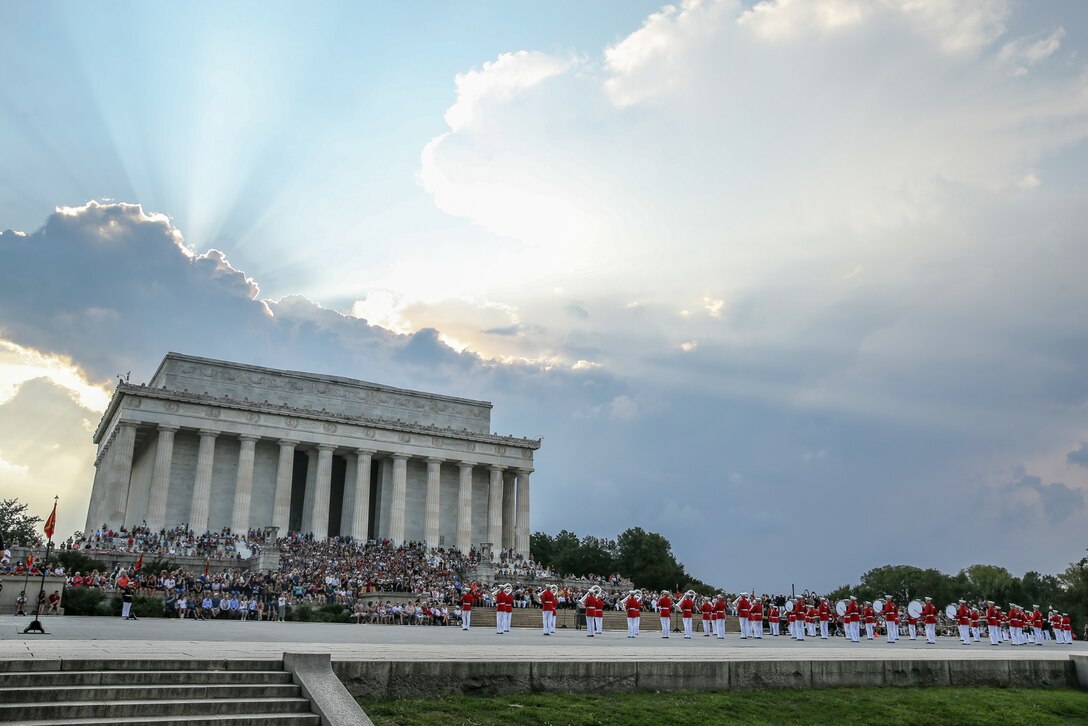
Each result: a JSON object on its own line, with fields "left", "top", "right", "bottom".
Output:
{"left": 389, "top": 454, "right": 409, "bottom": 545}
{"left": 309, "top": 444, "right": 335, "bottom": 540}
{"left": 85, "top": 446, "right": 112, "bottom": 534}
{"left": 515, "top": 469, "right": 531, "bottom": 558}
{"left": 106, "top": 421, "right": 138, "bottom": 526}
{"left": 350, "top": 449, "right": 374, "bottom": 541}
{"left": 424, "top": 458, "right": 442, "bottom": 547}
{"left": 487, "top": 465, "right": 504, "bottom": 555}
{"left": 144, "top": 425, "right": 178, "bottom": 531}
{"left": 456, "top": 462, "right": 474, "bottom": 552}
{"left": 230, "top": 435, "right": 259, "bottom": 534}
{"left": 271, "top": 439, "right": 297, "bottom": 533}
{"left": 189, "top": 429, "right": 219, "bottom": 533}
{"left": 502, "top": 469, "right": 517, "bottom": 550}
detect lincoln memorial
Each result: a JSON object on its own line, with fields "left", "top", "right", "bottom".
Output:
{"left": 84, "top": 353, "right": 540, "bottom": 557}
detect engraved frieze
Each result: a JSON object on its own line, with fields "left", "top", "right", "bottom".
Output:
{"left": 285, "top": 417, "right": 299, "bottom": 429}
{"left": 205, "top": 407, "right": 221, "bottom": 419}
{"left": 323, "top": 422, "right": 338, "bottom": 433}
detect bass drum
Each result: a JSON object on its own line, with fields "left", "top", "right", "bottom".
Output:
{"left": 784, "top": 599, "right": 795, "bottom": 613}
{"left": 945, "top": 604, "right": 958, "bottom": 619}
{"left": 907, "top": 600, "right": 923, "bottom": 619}
{"left": 835, "top": 599, "right": 848, "bottom": 617}
{"left": 872, "top": 598, "right": 885, "bottom": 614}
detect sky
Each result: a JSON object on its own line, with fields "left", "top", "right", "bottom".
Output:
{"left": 2, "top": 0, "right": 1088, "bottom": 593}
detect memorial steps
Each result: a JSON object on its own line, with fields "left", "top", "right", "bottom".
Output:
{"left": 0, "top": 659, "right": 319, "bottom": 726}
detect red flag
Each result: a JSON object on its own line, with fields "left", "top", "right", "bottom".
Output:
{"left": 26, "top": 553, "right": 34, "bottom": 568}
{"left": 204, "top": 558, "right": 210, "bottom": 577}
{"left": 43, "top": 501, "right": 57, "bottom": 540}
{"left": 134, "top": 553, "right": 143, "bottom": 573}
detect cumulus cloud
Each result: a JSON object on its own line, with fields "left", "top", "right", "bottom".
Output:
{"left": 995, "top": 468, "right": 1085, "bottom": 526}
{"left": 1068, "top": 444, "right": 1088, "bottom": 469}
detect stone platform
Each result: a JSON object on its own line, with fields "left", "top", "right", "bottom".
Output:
{"left": 2, "top": 616, "right": 1085, "bottom": 698}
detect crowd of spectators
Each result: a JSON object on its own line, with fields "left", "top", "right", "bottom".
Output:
{"left": 63, "top": 525, "right": 266, "bottom": 559}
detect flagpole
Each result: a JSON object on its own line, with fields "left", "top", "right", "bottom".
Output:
{"left": 23, "top": 495, "right": 58, "bottom": 635}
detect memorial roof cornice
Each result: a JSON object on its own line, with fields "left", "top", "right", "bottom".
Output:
{"left": 93, "top": 382, "right": 542, "bottom": 450}
{"left": 154, "top": 352, "right": 494, "bottom": 409}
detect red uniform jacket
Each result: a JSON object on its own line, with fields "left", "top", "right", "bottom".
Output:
{"left": 818, "top": 602, "right": 830, "bottom": 621}
{"left": 700, "top": 601, "right": 712, "bottom": 621}
{"left": 679, "top": 597, "right": 695, "bottom": 619}
{"left": 713, "top": 599, "right": 726, "bottom": 620}
{"left": 846, "top": 601, "right": 860, "bottom": 623}
{"left": 884, "top": 601, "right": 898, "bottom": 623}
{"left": 986, "top": 607, "right": 1000, "bottom": 626}
{"left": 957, "top": 605, "right": 970, "bottom": 626}
{"left": 657, "top": 596, "right": 672, "bottom": 617}
{"left": 863, "top": 606, "right": 875, "bottom": 624}
{"left": 922, "top": 602, "right": 937, "bottom": 624}
{"left": 625, "top": 596, "right": 641, "bottom": 618}
{"left": 541, "top": 589, "right": 556, "bottom": 612}
{"left": 749, "top": 601, "right": 763, "bottom": 622}
{"left": 460, "top": 593, "right": 474, "bottom": 611}
{"left": 736, "top": 597, "right": 750, "bottom": 619}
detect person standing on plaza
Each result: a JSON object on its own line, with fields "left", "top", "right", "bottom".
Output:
{"left": 921, "top": 597, "right": 937, "bottom": 644}
{"left": 656, "top": 590, "right": 672, "bottom": 639}
{"left": 460, "top": 588, "right": 474, "bottom": 631}
{"left": 678, "top": 591, "right": 695, "bottom": 639}
{"left": 749, "top": 596, "right": 764, "bottom": 639}
{"left": 700, "top": 595, "right": 713, "bottom": 637}
{"left": 540, "top": 585, "right": 557, "bottom": 636}
{"left": 713, "top": 592, "right": 727, "bottom": 639}
{"left": 818, "top": 598, "right": 831, "bottom": 640}
{"left": 624, "top": 590, "right": 642, "bottom": 638}
{"left": 736, "top": 592, "right": 751, "bottom": 639}
{"left": 884, "top": 596, "right": 899, "bottom": 643}
{"left": 986, "top": 601, "right": 1001, "bottom": 645}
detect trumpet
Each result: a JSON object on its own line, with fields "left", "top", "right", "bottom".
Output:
{"left": 630, "top": 588, "right": 643, "bottom": 603}
{"left": 549, "top": 584, "right": 558, "bottom": 595}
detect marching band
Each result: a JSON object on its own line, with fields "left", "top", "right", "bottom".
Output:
{"left": 473, "top": 586, "right": 1080, "bottom": 646}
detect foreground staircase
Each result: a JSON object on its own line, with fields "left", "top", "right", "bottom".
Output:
{"left": 0, "top": 659, "right": 319, "bottom": 725}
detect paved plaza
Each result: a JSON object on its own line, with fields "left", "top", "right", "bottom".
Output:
{"left": 2, "top": 616, "right": 1082, "bottom": 663}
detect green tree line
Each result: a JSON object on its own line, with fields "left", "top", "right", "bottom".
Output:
{"left": 530, "top": 527, "right": 717, "bottom": 593}
{"left": 829, "top": 560, "right": 1088, "bottom": 626}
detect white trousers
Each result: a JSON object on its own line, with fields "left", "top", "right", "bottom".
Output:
{"left": 1011, "top": 626, "right": 1022, "bottom": 645}
{"left": 121, "top": 602, "right": 132, "bottom": 619}
{"left": 958, "top": 624, "right": 969, "bottom": 643}
{"left": 683, "top": 617, "right": 693, "bottom": 638}
{"left": 543, "top": 610, "right": 555, "bottom": 634}
{"left": 797, "top": 621, "right": 806, "bottom": 641}
{"left": 594, "top": 616, "right": 603, "bottom": 635}
{"left": 702, "top": 619, "right": 711, "bottom": 635}
{"left": 909, "top": 623, "right": 917, "bottom": 640}
{"left": 925, "top": 623, "right": 936, "bottom": 643}
{"left": 820, "top": 620, "right": 829, "bottom": 639}
{"left": 740, "top": 618, "right": 750, "bottom": 638}
{"left": 462, "top": 610, "right": 471, "bottom": 629}
{"left": 770, "top": 620, "right": 779, "bottom": 636}
{"left": 715, "top": 618, "right": 725, "bottom": 638}
{"left": 1033, "top": 627, "right": 1043, "bottom": 644}
{"left": 989, "top": 625, "right": 1000, "bottom": 645}
{"left": 752, "top": 620, "right": 762, "bottom": 638}
{"left": 807, "top": 621, "right": 816, "bottom": 637}
{"left": 661, "top": 617, "right": 670, "bottom": 637}
{"left": 1063, "top": 630, "right": 1072, "bottom": 644}
{"left": 972, "top": 626, "right": 980, "bottom": 641}
{"left": 866, "top": 623, "right": 875, "bottom": 640}
{"left": 496, "top": 611, "right": 505, "bottom": 634}
{"left": 627, "top": 616, "right": 639, "bottom": 637}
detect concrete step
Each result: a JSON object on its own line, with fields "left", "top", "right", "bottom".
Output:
{"left": 1, "top": 669, "right": 294, "bottom": 687}
{"left": 0, "top": 659, "right": 283, "bottom": 673}
{"left": 0, "top": 697, "right": 313, "bottom": 721}
{"left": 7, "top": 714, "right": 321, "bottom": 726}
{"left": 0, "top": 683, "right": 302, "bottom": 703}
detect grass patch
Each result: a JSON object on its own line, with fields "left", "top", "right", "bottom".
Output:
{"left": 364, "top": 687, "right": 1088, "bottom": 725}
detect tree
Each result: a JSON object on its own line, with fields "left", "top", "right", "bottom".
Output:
{"left": 0, "top": 498, "right": 44, "bottom": 547}
{"left": 615, "top": 527, "right": 686, "bottom": 593}
{"left": 961, "top": 564, "right": 1016, "bottom": 604}
{"left": 1056, "top": 555, "right": 1088, "bottom": 629}
{"left": 529, "top": 532, "right": 555, "bottom": 568}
